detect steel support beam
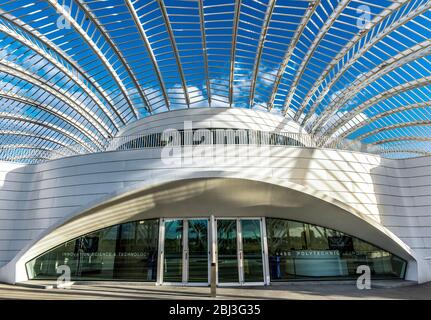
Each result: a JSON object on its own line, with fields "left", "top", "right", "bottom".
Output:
{"left": 0, "top": 9, "right": 123, "bottom": 126}
{"left": 198, "top": 0, "right": 211, "bottom": 107}
{"left": 319, "top": 76, "right": 431, "bottom": 138}
{"left": 302, "top": 1, "right": 431, "bottom": 126}
{"left": 249, "top": 0, "right": 276, "bottom": 109}
{"left": 229, "top": 0, "right": 242, "bottom": 107}
{"left": 267, "top": 0, "right": 320, "bottom": 111}
{"left": 0, "top": 60, "right": 112, "bottom": 140}
{"left": 283, "top": 0, "right": 350, "bottom": 116}
{"left": 379, "top": 149, "right": 430, "bottom": 157}
{"left": 47, "top": 0, "right": 138, "bottom": 120}
{"left": 0, "top": 146, "right": 72, "bottom": 162}
{"left": 0, "top": 113, "right": 96, "bottom": 152}
{"left": 372, "top": 136, "right": 431, "bottom": 145}
{"left": 125, "top": 0, "right": 170, "bottom": 110}
{"left": 312, "top": 39, "right": 431, "bottom": 132}
{"left": 156, "top": 0, "right": 191, "bottom": 107}
{"left": 0, "top": 129, "right": 76, "bottom": 152}
{"left": 338, "top": 101, "right": 431, "bottom": 140}
{"left": 75, "top": 0, "right": 153, "bottom": 114}
{"left": 297, "top": 0, "right": 411, "bottom": 124}
{"left": 0, "top": 23, "right": 120, "bottom": 131}
{"left": 0, "top": 90, "right": 105, "bottom": 149}
{"left": 354, "top": 120, "right": 431, "bottom": 143}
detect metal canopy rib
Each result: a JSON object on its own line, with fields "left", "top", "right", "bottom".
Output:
{"left": 267, "top": 0, "right": 321, "bottom": 111}
{"left": 308, "top": 1, "right": 431, "bottom": 130}
{"left": 75, "top": 0, "right": 153, "bottom": 114}
{"left": 156, "top": 0, "right": 191, "bottom": 108}
{"left": 0, "top": 129, "right": 75, "bottom": 152}
{"left": 339, "top": 101, "right": 431, "bottom": 140}
{"left": 249, "top": 0, "right": 276, "bottom": 109}
{"left": 0, "top": 0, "right": 430, "bottom": 162}
{"left": 320, "top": 75, "right": 431, "bottom": 143}
{"left": 297, "top": 0, "right": 412, "bottom": 125}
{"left": 229, "top": 0, "right": 242, "bottom": 107}
{"left": 0, "top": 113, "right": 95, "bottom": 152}
{"left": 283, "top": 0, "right": 351, "bottom": 116}
{"left": 313, "top": 40, "right": 431, "bottom": 133}
{"left": 46, "top": 0, "right": 137, "bottom": 121}
{"left": 125, "top": 0, "right": 170, "bottom": 110}
{"left": 0, "top": 90, "right": 105, "bottom": 149}
{"left": 198, "top": 0, "right": 211, "bottom": 107}
{"left": 0, "top": 60, "right": 112, "bottom": 140}
{"left": 373, "top": 136, "right": 431, "bottom": 145}
{"left": 0, "top": 9, "right": 122, "bottom": 127}
{"left": 0, "top": 22, "right": 120, "bottom": 132}
{"left": 357, "top": 120, "right": 431, "bottom": 143}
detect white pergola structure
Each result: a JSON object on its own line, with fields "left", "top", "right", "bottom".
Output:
{"left": 0, "top": 0, "right": 431, "bottom": 163}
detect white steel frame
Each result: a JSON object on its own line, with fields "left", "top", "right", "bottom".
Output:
{"left": 1, "top": 0, "right": 431, "bottom": 160}
{"left": 157, "top": 217, "right": 210, "bottom": 287}
{"left": 157, "top": 216, "right": 270, "bottom": 287}
{"left": 215, "top": 217, "right": 269, "bottom": 287}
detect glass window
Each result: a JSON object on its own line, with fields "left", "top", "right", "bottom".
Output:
{"left": 115, "top": 221, "right": 159, "bottom": 281}
{"left": 307, "top": 225, "right": 329, "bottom": 250}
{"left": 76, "top": 226, "right": 118, "bottom": 279}
{"left": 26, "top": 217, "right": 408, "bottom": 283}
{"left": 266, "top": 218, "right": 406, "bottom": 281}
{"left": 288, "top": 221, "right": 307, "bottom": 250}
{"left": 26, "top": 219, "right": 159, "bottom": 281}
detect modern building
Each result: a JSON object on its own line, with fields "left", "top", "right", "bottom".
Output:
{"left": 0, "top": 0, "right": 430, "bottom": 287}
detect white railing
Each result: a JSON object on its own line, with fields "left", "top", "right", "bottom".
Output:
{"left": 0, "top": 129, "right": 402, "bottom": 164}
{"left": 105, "top": 129, "right": 381, "bottom": 154}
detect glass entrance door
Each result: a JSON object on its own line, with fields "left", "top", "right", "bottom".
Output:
{"left": 241, "top": 219, "right": 265, "bottom": 283}
{"left": 216, "top": 218, "right": 265, "bottom": 285}
{"left": 187, "top": 219, "right": 209, "bottom": 283}
{"left": 161, "top": 218, "right": 209, "bottom": 285}
{"left": 217, "top": 219, "right": 239, "bottom": 283}
{"left": 162, "top": 219, "right": 183, "bottom": 283}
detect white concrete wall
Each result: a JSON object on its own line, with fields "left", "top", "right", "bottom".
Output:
{"left": 0, "top": 108, "right": 430, "bottom": 283}
{"left": 374, "top": 157, "right": 431, "bottom": 260}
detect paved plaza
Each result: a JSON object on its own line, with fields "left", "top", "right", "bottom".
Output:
{"left": 0, "top": 281, "right": 428, "bottom": 300}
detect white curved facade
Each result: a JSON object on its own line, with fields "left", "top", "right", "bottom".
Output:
{"left": 0, "top": 108, "right": 430, "bottom": 284}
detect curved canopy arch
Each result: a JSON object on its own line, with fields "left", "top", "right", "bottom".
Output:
{"left": 0, "top": 91, "right": 107, "bottom": 148}
{"left": 299, "top": 0, "right": 431, "bottom": 126}
{"left": 0, "top": 8, "right": 125, "bottom": 123}
{"left": 0, "top": 0, "right": 430, "bottom": 162}
{"left": 0, "top": 113, "right": 96, "bottom": 152}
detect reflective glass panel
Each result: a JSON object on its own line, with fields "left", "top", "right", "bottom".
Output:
{"left": 26, "top": 219, "right": 159, "bottom": 281}
{"left": 217, "top": 219, "right": 239, "bottom": 283}
{"left": 163, "top": 219, "right": 183, "bottom": 282}
{"left": 188, "top": 219, "right": 208, "bottom": 283}
{"left": 241, "top": 219, "right": 264, "bottom": 282}
{"left": 266, "top": 218, "right": 406, "bottom": 280}
{"left": 114, "top": 221, "right": 159, "bottom": 280}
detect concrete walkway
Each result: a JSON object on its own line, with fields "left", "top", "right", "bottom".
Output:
{"left": 0, "top": 281, "right": 429, "bottom": 300}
